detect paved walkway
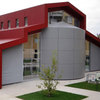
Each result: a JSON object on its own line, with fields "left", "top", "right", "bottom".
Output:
{"left": 0, "top": 72, "right": 100, "bottom": 100}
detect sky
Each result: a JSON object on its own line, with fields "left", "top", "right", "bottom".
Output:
{"left": 0, "top": 0, "right": 100, "bottom": 36}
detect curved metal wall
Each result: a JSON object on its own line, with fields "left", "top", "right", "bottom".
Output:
{"left": 40, "top": 22, "right": 85, "bottom": 79}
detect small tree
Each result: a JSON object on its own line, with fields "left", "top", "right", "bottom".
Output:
{"left": 37, "top": 52, "right": 60, "bottom": 97}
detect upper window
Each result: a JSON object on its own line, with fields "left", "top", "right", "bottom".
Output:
{"left": 24, "top": 17, "right": 28, "bottom": 26}
{"left": 67, "top": 16, "right": 72, "bottom": 24}
{"left": 16, "top": 19, "right": 19, "bottom": 27}
{"left": 48, "top": 11, "right": 63, "bottom": 24}
{"left": 74, "top": 18, "right": 80, "bottom": 27}
{"left": 63, "top": 16, "right": 72, "bottom": 24}
{"left": 1, "top": 22, "right": 3, "bottom": 30}
{"left": 8, "top": 20, "right": 11, "bottom": 29}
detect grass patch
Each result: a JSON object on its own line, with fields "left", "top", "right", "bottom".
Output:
{"left": 17, "top": 90, "right": 87, "bottom": 100}
{"left": 66, "top": 81, "right": 100, "bottom": 92}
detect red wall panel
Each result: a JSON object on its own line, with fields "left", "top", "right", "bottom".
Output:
{"left": 0, "top": 5, "right": 45, "bottom": 29}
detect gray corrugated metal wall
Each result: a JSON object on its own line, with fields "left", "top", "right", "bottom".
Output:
{"left": 40, "top": 22, "right": 85, "bottom": 79}
{"left": 90, "top": 43, "right": 100, "bottom": 71}
{"left": 2, "top": 44, "right": 23, "bottom": 85}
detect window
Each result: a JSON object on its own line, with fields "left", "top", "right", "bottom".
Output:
{"left": 35, "top": 38, "right": 38, "bottom": 43}
{"left": 48, "top": 11, "right": 63, "bottom": 24}
{"left": 24, "top": 17, "right": 28, "bottom": 26}
{"left": 1, "top": 22, "right": 3, "bottom": 30}
{"left": 74, "top": 18, "right": 80, "bottom": 27}
{"left": 16, "top": 19, "right": 19, "bottom": 27}
{"left": 64, "top": 16, "right": 72, "bottom": 24}
{"left": 8, "top": 20, "right": 11, "bottom": 29}
{"left": 48, "top": 13, "right": 51, "bottom": 24}
{"left": 67, "top": 16, "right": 72, "bottom": 24}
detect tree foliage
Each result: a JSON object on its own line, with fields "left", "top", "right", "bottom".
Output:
{"left": 37, "top": 51, "right": 60, "bottom": 97}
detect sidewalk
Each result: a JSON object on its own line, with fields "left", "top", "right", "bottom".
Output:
{"left": 0, "top": 74, "right": 100, "bottom": 100}
{"left": 58, "top": 80, "right": 100, "bottom": 100}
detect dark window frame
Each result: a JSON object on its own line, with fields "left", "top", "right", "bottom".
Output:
{"left": 24, "top": 17, "right": 28, "bottom": 26}
{"left": 1, "top": 22, "right": 3, "bottom": 30}
{"left": 16, "top": 18, "right": 19, "bottom": 27}
{"left": 8, "top": 20, "right": 11, "bottom": 29}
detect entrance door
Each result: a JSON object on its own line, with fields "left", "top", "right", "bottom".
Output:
{"left": 23, "top": 33, "right": 40, "bottom": 80}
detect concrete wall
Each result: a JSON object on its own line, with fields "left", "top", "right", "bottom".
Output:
{"left": 2, "top": 44, "right": 23, "bottom": 85}
{"left": 40, "top": 22, "right": 85, "bottom": 79}
{"left": 90, "top": 43, "right": 100, "bottom": 71}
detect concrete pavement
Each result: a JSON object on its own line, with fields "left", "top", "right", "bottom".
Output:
{"left": 0, "top": 73, "right": 100, "bottom": 100}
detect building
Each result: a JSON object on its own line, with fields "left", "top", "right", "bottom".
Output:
{"left": 0, "top": 2, "right": 100, "bottom": 88}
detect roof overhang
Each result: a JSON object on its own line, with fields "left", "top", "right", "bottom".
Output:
{"left": 0, "top": 28, "right": 27, "bottom": 50}
{"left": 86, "top": 30, "right": 100, "bottom": 47}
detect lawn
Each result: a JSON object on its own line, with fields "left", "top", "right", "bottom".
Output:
{"left": 17, "top": 90, "right": 87, "bottom": 100}
{"left": 67, "top": 81, "right": 100, "bottom": 92}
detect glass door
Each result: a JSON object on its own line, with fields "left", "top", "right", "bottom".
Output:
{"left": 23, "top": 33, "right": 40, "bottom": 79}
